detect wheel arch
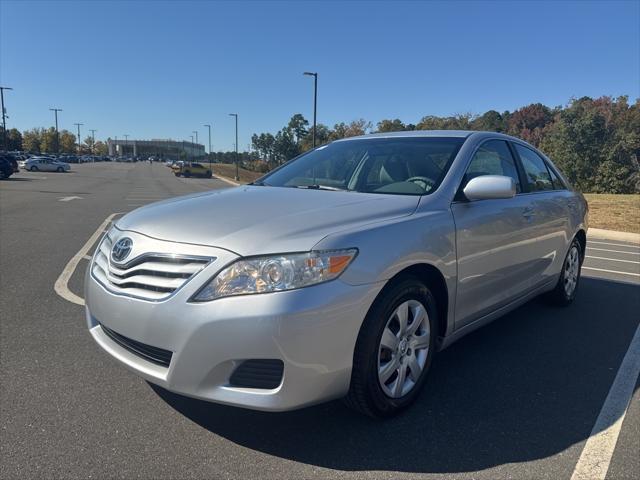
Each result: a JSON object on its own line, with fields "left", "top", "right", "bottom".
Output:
{"left": 384, "top": 263, "right": 449, "bottom": 341}
{"left": 575, "top": 229, "right": 587, "bottom": 261}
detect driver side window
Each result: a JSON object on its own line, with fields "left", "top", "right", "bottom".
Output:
{"left": 463, "top": 140, "right": 521, "bottom": 193}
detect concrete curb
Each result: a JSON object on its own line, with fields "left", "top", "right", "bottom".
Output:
{"left": 213, "top": 175, "right": 240, "bottom": 186}
{"left": 588, "top": 228, "right": 640, "bottom": 244}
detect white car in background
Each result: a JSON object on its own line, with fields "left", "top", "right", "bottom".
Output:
{"left": 24, "top": 157, "right": 71, "bottom": 172}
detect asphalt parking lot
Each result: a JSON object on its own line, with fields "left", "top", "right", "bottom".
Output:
{"left": 1, "top": 162, "right": 638, "bottom": 480}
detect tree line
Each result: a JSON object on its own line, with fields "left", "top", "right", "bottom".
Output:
{"left": 249, "top": 96, "right": 639, "bottom": 194}
{"left": 1, "top": 126, "right": 110, "bottom": 156}
{"left": 3, "top": 95, "right": 638, "bottom": 193}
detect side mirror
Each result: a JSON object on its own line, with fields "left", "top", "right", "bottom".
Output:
{"left": 463, "top": 175, "right": 516, "bottom": 201}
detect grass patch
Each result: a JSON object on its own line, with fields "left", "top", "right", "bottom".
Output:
{"left": 584, "top": 194, "right": 640, "bottom": 234}
{"left": 212, "top": 163, "right": 262, "bottom": 184}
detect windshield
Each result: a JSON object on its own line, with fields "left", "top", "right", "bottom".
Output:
{"left": 259, "top": 137, "right": 465, "bottom": 195}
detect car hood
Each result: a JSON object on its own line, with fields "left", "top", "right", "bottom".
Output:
{"left": 116, "top": 186, "right": 419, "bottom": 256}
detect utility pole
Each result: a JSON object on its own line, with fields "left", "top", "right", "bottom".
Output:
{"left": 115, "top": 136, "right": 118, "bottom": 157}
{"left": 229, "top": 113, "right": 238, "bottom": 180}
{"left": 123, "top": 134, "right": 129, "bottom": 157}
{"left": 190, "top": 135, "right": 194, "bottom": 160}
{"left": 89, "top": 129, "right": 97, "bottom": 154}
{"left": 192, "top": 130, "right": 198, "bottom": 159}
{"left": 0, "top": 86, "right": 13, "bottom": 152}
{"left": 303, "top": 72, "right": 318, "bottom": 148}
{"left": 49, "top": 108, "right": 62, "bottom": 154}
{"left": 73, "top": 123, "right": 83, "bottom": 155}
{"left": 203, "top": 124, "right": 212, "bottom": 173}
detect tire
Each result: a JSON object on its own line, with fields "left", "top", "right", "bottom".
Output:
{"left": 57, "top": 167, "right": 64, "bottom": 172}
{"left": 206, "top": 170, "right": 212, "bottom": 178}
{"left": 344, "top": 276, "right": 437, "bottom": 417}
{"left": 546, "top": 238, "right": 582, "bottom": 306}
{"left": 184, "top": 171, "right": 191, "bottom": 178}
{"left": 30, "top": 166, "right": 38, "bottom": 172}
{"left": 174, "top": 172, "right": 181, "bottom": 177}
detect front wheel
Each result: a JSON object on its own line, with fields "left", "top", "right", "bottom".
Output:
{"left": 547, "top": 238, "right": 583, "bottom": 306}
{"left": 57, "top": 167, "right": 64, "bottom": 172}
{"left": 344, "top": 277, "right": 437, "bottom": 417}
{"left": 30, "top": 166, "right": 38, "bottom": 172}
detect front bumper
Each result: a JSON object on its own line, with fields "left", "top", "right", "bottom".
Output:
{"left": 85, "top": 255, "right": 382, "bottom": 411}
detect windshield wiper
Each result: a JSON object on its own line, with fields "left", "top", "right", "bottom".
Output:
{"left": 294, "top": 184, "right": 347, "bottom": 191}
{"left": 250, "top": 180, "right": 271, "bottom": 186}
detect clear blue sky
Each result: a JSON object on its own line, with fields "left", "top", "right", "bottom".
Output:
{"left": 1, "top": 0, "right": 638, "bottom": 151}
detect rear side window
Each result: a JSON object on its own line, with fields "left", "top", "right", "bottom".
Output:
{"left": 464, "top": 140, "right": 521, "bottom": 193}
{"left": 514, "top": 144, "right": 554, "bottom": 192}
{"left": 546, "top": 164, "right": 566, "bottom": 190}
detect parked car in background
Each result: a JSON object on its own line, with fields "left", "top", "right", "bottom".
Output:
{"left": 0, "top": 155, "right": 15, "bottom": 179}
{"left": 24, "top": 157, "right": 71, "bottom": 172}
{"left": 172, "top": 162, "right": 212, "bottom": 178}
{"left": 86, "top": 130, "right": 588, "bottom": 417}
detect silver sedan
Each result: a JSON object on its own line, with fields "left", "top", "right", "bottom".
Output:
{"left": 85, "top": 130, "right": 588, "bottom": 417}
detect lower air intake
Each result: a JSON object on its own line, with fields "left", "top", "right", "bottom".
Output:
{"left": 229, "top": 359, "right": 284, "bottom": 389}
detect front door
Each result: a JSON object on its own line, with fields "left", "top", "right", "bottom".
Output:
{"left": 451, "top": 139, "right": 539, "bottom": 328}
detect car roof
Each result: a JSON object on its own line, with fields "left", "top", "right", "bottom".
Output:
{"left": 334, "top": 129, "right": 524, "bottom": 143}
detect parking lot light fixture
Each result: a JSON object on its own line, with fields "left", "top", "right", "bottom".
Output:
{"left": 204, "top": 124, "right": 212, "bottom": 173}
{"left": 74, "top": 123, "right": 83, "bottom": 155}
{"left": 123, "top": 134, "right": 129, "bottom": 157}
{"left": 49, "top": 108, "right": 62, "bottom": 154}
{"left": 89, "top": 129, "right": 97, "bottom": 154}
{"left": 0, "top": 86, "right": 13, "bottom": 152}
{"left": 193, "top": 130, "right": 198, "bottom": 158}
{"left": 303, "top": 72, "right": 318, "bottom": 148}
{"left": 229, "top": 113, "right": 239, "bottom": 180}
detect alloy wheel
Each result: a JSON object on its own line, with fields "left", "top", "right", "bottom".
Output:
{"left": 377, "top": 299, "right": 430, "bottom": 398}
{"left": 564, "top": 245, "right": 580, "bottom": 297}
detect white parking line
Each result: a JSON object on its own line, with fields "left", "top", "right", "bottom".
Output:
{"left": 585, "top": 256, "right": 640, "bottom": 265}
{"left": 588, "top": 247, "right": 640, "bottom": 255}
{"left": 58, "top": 196, "right": 83, "bottom": 202}
{"left": 570, "top": 323, "right": 640, "bottom": 480}
{"left": 54, "top": 213, "right": 119, "bottom": 306}
{"left": 589, "top": 240, "right": 640, "bottom": 249}
{"left": 582, "top": 267, "right": 640, "bottom": 278}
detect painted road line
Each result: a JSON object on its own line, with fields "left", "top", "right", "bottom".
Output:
{"left": 582, "top": 267, "right": 640, "bottom": 278}
{"left": 570, "top": 324, "right": 640, "bottom": 480}
{"left": 588, "top": 247, "right": 640, "bottom": 255}
{"left": 54, "top": 213, "right": 120, "bottom": 306}
{"left": 589, "top": 240, "right": 640, "bottom": 249}
{"left": 585, "top": 256, "right": 640, "bottom": 265}
{"left": 59, "top": 196, "right": 83, "bottom": 202}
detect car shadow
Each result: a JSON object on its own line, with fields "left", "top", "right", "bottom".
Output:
{"left": 3, "top": 177, "right": 34, "bottom": 181}
{"left": 150, "top": 276, "right": 639, "bottom": 474}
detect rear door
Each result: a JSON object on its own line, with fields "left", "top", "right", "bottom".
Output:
{"left": 512, "top": 143, "right": 570, "bottom": 285}
{"left": 451, "top": 140, "right": 539, "bottom": 328}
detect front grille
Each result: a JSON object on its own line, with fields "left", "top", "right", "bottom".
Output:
{"left": 229, "top": 359, "right": 284, "bottom": 389}
{"left": 100, "top": 323, "right": 173, "bottom": 367}
{"left": 92, "top": 234, "right": 213, "bottom": 301}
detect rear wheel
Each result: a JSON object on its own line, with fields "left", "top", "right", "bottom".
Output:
{"left": 56, "top": 167, "right": 64, "bottom": 172}
{"left": 547, "top": 238, "right": 582, "bottom": 306}
{"left": 184, "top": 171, "right": 191, "bottom": 178}
{"left": 345, "top": 277, "right": 437, "bottom": 417}
{"left": 30, "top": 166, "right": 38, "bottom": 172}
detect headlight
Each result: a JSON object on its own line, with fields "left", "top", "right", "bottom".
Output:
{"left": 192, "top": 249, "right": 358, "bottom": 301}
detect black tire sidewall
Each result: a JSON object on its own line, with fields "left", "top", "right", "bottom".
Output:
{"left": 556, "top": 239, "right": 583, "bottom": 304}
{"left": 356, "top": 278, "right": 437, "bottom": 416}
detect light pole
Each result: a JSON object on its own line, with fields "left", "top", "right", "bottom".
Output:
{"left": 49, "top": 108, "right": 62, "bottom": 154}
{"left": 204, "top": 124, "right": 212, "bottom": 172}
{"left": 123, "top": 134, "right": 129, "bottom": 158}
{"left": 303, "top": 71, "right": 318, "bottom": 148}
{"left": 0, "top": 86, "right": 13, "bottom": 152}
{"left": 192, "top": 130, "right": 198, "bottom": 158}
{"left": 190, "top": 135, "right": 194, "bottom": 160}
{"left": 89, "top": 129, "right": 97, "bottom": 154}
{"left": 73, "top": 123, "right": 83, "bottom": 155}
{"left": 229, "top": 113, "right": 238, "bottom": 180}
